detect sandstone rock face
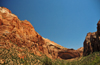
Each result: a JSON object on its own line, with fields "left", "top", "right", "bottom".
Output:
{"left": 42, "top": 38, "right": 83, "bottom": 59}
{"left": 58, "top": 48, "right": 83, "bottom": 59}
{"left": 0, "top": 7, "right": 45, "bottom": 57}
{"left": 83, "top": 20, "right": 100, "bottom": 56}
{"left": 0, "top": 7, "right": 83, "bottom": 59}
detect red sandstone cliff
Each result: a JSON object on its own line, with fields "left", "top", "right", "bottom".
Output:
{"left": 83, "top": 20, "right": 100, "bottom": 56}
{"left": 0, "top": 7, "right": 83, "bottom": 59}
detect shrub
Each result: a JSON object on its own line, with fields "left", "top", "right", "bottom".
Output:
{"left": 42, "top": 56, "right": 53, "bottom": 65}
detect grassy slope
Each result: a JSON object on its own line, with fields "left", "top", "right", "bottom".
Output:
{"left": 0, "top": 35, "right": 100, "bottom": 65}
{"left": 0, "top": 46, "right": 100, "bottom": 65}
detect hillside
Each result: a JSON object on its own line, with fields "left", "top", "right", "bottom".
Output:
{"left": 0, "top": 45, "right": 100, "bottom": 65}
{"left": 0, "top": 6, "right": 83, "bottom": 61}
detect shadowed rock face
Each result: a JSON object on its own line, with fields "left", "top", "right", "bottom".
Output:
{"left": 0, "top": 7, "right": 83, "bottom": 59}
{"left": 58, "top": 49, "right": 83, "bottom": 59}
{"left": 83, "top": 20, "right": 100, "bottom": 56}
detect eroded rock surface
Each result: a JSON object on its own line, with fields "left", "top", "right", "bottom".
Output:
{"left": 83, "top": 20, "right": 100, "bottom": 56}
{"left": 0, "top": 7, "right": 83, "bottom": 59}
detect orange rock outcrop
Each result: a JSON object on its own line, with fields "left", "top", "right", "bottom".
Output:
{"left": 0, "top": 7, "right": 83, "bottom": 59}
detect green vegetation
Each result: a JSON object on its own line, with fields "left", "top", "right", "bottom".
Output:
{"left": 0, "top": 34, "right": 100, "bottom": 65}
{"left": 0, "top": 47, "right": 100, "bottom": 65}
{"left": 41, "top": 52, "right": 100, "bottom": 65}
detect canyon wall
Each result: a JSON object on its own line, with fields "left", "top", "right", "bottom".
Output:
{"left": 83, "top": 20, "right": 100, "bottom": 56}
{"left": 0, "top": 7, "right": 83, "bottom": 59}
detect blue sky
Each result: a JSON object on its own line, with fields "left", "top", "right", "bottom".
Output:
{"left": 0, "top": 0, "right": 100, "bottom": 49}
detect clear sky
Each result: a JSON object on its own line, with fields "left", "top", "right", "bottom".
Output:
{"left": 0, "top": 0, "right": 100, "bottom": 49}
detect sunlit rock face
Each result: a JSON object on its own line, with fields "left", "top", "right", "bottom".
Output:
{"left": 0, "top": 7, "right": 83, "bottom": 59}
{"left": 83, "top": 20, "right": 100, "bottom": 56}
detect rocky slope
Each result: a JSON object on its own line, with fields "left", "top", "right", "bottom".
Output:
{"left": 0, "top": 7, "right": 83, "bottom": 60}
{"left": 83, "top": 20, "right": 100, "bottom": 56}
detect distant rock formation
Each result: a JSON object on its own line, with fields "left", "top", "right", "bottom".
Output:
{"left": 0, "top": 7, "right": 83, "bottom": 59}
{"left": 83, "top": 20, "right": 100, "bottom": 56}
